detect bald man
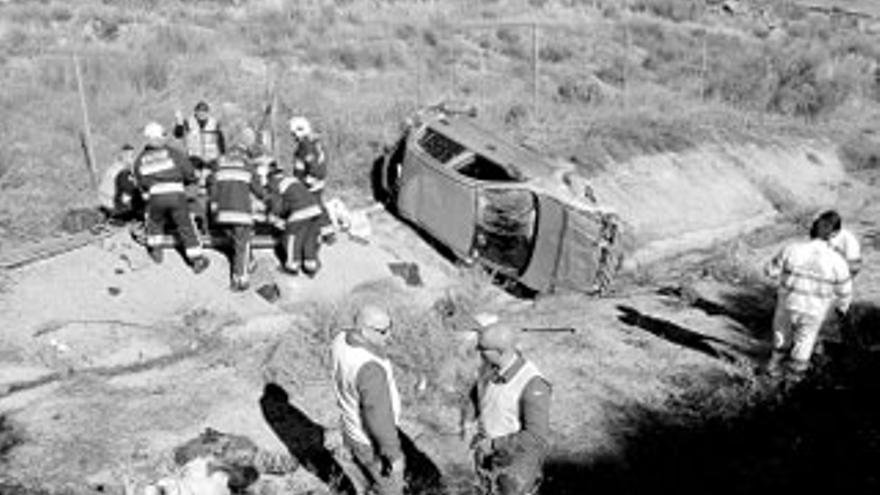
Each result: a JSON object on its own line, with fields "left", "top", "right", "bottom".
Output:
{"left": 331, "top": 305, "right": 405, "bottom": 495}
{"left": 468, "top": 321, "right": 551, "bottom": 495}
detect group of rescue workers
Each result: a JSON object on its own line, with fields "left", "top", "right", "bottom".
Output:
{"left": 99, "top": 101, "right": 867, "bottom": 495}
{"left": 100, "top": 101, "right": 332, "bottom": 292}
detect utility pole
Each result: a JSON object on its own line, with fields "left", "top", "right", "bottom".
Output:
{"left": 73, "top": 52, "right": 97, "bottom": 192}
{"left": 532, "top": 22, "right": 539, "bottom": 120}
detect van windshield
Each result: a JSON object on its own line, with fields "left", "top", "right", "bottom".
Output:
{"left": 474, "top": 188, "right": 537, "bottom": 274}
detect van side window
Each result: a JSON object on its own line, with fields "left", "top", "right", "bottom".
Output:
{"left": 417, "top": 128, "right": 466, "bottom": 163}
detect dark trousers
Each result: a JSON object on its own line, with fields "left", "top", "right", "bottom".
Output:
{"left": 283, "top": 217, "right": 321, "bottom": 268}
{"left": 146, "top": 192, "right": 202, "bottom": 259}
{"left": 222, "top": 224, "right": 252, "bottom": 282}
{"left": 344, "top": 434, "right": 404, "bottom": 495}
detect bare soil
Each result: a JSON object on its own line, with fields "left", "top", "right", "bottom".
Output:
{"left": 2, "top": 151, "right": 880, "bottom": 495}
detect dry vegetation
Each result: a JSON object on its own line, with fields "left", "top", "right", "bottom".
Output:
{"left": 3, "top": 1, "right": 880, "bottom": 492}
{"left": 1, "top": 0, "right": 880, "bottom": 250}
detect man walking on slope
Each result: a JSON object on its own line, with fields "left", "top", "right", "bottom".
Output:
{"left": 466, "top": 319, "right": 552, "bottom": 495}
{"left": 133, "top": 122, "right": 210, "bottom": 274}
{"left": 331, "top": 305, "right": 405, "bottom": 495}
{"left": 764, "top": 211, "right": 852, "bottom": 379}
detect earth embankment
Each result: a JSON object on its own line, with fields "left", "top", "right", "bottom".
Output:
{"left": 591, "top": 139, "right": 846, "bottom": 265}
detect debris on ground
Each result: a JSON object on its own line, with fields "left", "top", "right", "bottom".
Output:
{"left": 256, "top": 283, "right": 281, "bottom": 303}
{"left": 59, "top": 207, "right": 106, "bottom": 234}
{"left": 388, "top": 261, "right": 423, "bottom": 287}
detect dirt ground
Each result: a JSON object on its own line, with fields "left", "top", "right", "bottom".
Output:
{"left": 2, "top": 155, "right": 880, "bottom": 494}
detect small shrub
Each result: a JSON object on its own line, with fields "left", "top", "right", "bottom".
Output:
{"left": 1, "top": 415, "right": 23, "bottom": 461}
{"left": 630, "top": 0, "right": 706, "bottom": 22}
{"left": 126, "top": 47, "right": 171, "bottom": 94}
{"left": 49, "top": 5, "right": 74, "bottom": 23}
{"left": 539, "top": 42, "right": 574, "bottom": 64}
{"left": 839, "top": 135, "right": 880, "bottom": 171}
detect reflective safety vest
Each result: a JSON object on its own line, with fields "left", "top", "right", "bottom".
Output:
{"left": 766, "top": 239, "right": 852, "bottom": 317}
{"left": 479, "top": 360, "right": 544, "bottom": 440}
{"left": 185, "top": 116, "right": 221, "bottom": 162}
{"left": 331, "top": 331, "right": 401, "bottom": 447}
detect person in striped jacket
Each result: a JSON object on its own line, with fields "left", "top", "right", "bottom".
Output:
{"left": 267, "top": 168, "right": 324, "bottom": 277}
{"left": 133, "top": 122, "right": 209, "bottom": 274}
{"left": 207, "top": 143, "right": 264, "bottom": 291}
{"left": 288, "top": 116, "right": 334, "bottom": 244}
{"left": 764, "top": 211, "right": 852, "bottom": 378}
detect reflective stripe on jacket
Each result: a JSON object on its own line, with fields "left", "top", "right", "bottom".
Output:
{"left": 210, "top": 154, "right": 263, "bottom": 225}
{"left": 149, "top": 182, "right": 185, "bottom": 195}
{"left": 133, "top": 145, "right": 194, "bottom": 196}
{"left": 765, "top": 238, "right": 852, "bottom": 317}
{"left": 269, "top": 174, "right": 320, "bottom": 224}
{"left": 331, "top": 331, "right": 401, "bottom": 447}
{"left": 185, "top": 116, "right": 221, "bottom": 161}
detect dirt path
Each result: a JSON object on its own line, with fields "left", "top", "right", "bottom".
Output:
{"left": 2, "top": 175, "right": 879, "bottom": 493}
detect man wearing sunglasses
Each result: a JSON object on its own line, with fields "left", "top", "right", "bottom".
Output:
{"left": 331, "top": 305, "right": 405, "bottom": 495}
{"left": 468, "top": 320, "right": 551, "bottom": 495}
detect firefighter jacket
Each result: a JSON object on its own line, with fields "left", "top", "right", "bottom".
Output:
{"left": 133, "top": 144, "right": 196, "bottom": 197}
{"left": 331, "top": 330, "right": 402, "bottom": 460}
{"left": 267, "top": 173, "right": 322, "bottom": 226}
{"left": 765, "top": 238, "right": 853, "bottom": 318}
{"left": 208, "top": 151, "right": 264, "bottom": 225}
{"left": 174, "top": 116, "right": 224, "bottom": 162}
{"left": 292, "top": 137, "right": 327, "bottom": 193}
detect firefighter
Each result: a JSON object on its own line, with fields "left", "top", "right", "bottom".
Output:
{"left": 133, "top": 122, "right": 210, "bottom": 273}
{"left": 207, "top": 143, "right": 264, "bottom": 292}
{"left": 466, "top": 320, "right": 551, "bottom": 495}
{"left": 288, "top": 116, "right": 334, "bottom": 244}
{"left": 173, "top": 101, "right": 226, "bottom": 233}
{"left": 267, "top": 167, "right": 323, "bottom": 277}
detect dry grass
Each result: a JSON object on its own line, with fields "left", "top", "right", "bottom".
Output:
{"left": 2, "top": 0, "right": 880, "bottom": 248}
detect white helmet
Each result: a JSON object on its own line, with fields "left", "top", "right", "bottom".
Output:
{"left": 143, "top": 122, "right": 166, "bottom": 140}
{"left": 288, "top": 116, "right": 312, "bottom": 139}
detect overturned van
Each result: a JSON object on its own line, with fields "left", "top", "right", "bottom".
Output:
{"left": 374, "top": 103, "right": 626, "bottom": 295}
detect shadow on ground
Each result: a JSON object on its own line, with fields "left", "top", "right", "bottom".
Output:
{"left": 657, "top": 281, "right": 777, "bottom": 342}
{"left": 260, "top": 382, "right": 444, "bottom": 494}
{"left": 260, "top": 383, "right": 358, "bottom": 495}
{"left": 617, "top": 305, "right": 740, "bottom": 362}
{"left": 543, "top": 303, "right": 880, "bottom": 495}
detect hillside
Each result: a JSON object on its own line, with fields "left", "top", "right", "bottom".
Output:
{"left": 3, "top": 1, "right": 880, "bottom": 495}
{"left": 3, "top": 0, "right": 880, "bottom": 247}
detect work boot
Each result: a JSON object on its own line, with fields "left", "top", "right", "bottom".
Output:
{"left": 302, "top": 259, "right": 320, "bottom": 278}
{"left": 148, "top": 247, "right": 164, "bottom": 264}
{"left": 191, "top": 256, "right": 210, "bottom": 274}
{"left": 283, "top": 262, "right": 300, "bottom": 276}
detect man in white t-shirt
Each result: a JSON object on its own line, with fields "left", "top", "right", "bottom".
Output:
{"left": 824, "top": 210, "right": 863, "bottom": 348}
